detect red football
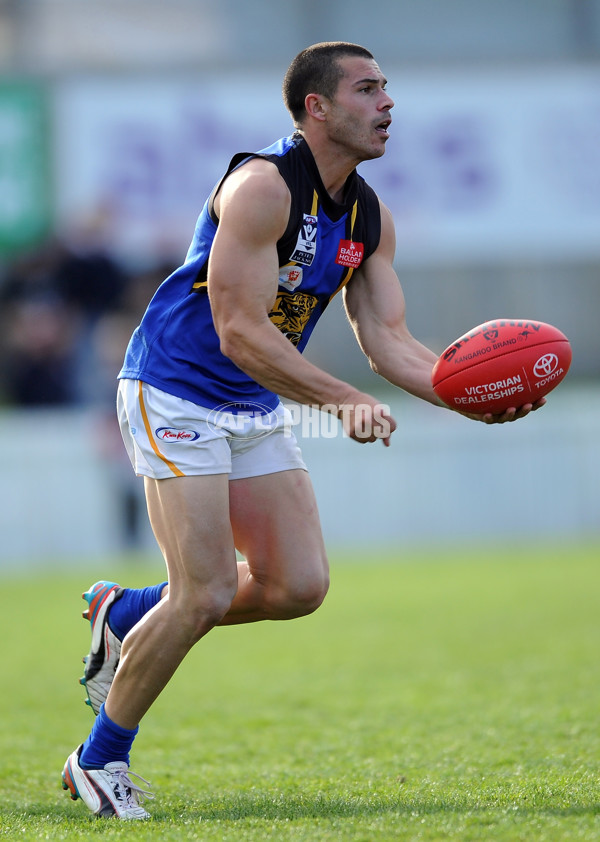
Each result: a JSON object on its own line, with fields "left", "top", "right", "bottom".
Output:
{"left": 432, "top": 319, "right": 572, "bottom": 414}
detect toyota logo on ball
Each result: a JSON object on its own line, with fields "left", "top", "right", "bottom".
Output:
{"left": 533, "top": 353, "right": 559, "bottom": 378}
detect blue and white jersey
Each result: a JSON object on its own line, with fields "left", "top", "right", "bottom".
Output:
{"left": 119, "top": 133, "right": 382, "bottom": 411}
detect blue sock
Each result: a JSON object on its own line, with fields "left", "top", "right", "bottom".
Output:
{"left": 79, "top": 704, "right": 139, "bottom": 769}
{"left": 108, "top": 582, "right": 167, "bottom": 640}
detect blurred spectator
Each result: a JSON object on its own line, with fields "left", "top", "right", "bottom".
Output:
{"left": 53, "top": 223, "right": 128, "bottom": 321}
{"left": 0, "top": 233, "right": 129, "bottom": 407}
{"left": 0, "top": 293, "right": 82, "bottom": 405}
{"left": 0, "top": 234, "right": 176, "bottom": 545}
{"left": 55, "top": 246, "right": 126, "bottom": 320}
{"left": 86, "top": 261, "right": 175, "bottom": 406}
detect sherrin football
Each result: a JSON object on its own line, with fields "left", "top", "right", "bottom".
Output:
{"left": 432, "top": 319, "right": 572, "bottom": 414}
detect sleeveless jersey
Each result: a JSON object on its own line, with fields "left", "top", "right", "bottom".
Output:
{"left": 119, "top": 132, "right": 382, "bottom": 411}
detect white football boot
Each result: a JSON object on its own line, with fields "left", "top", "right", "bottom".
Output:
{"left": 79, "top": 581, "right": 123, "bottom": 714}
{"left": 62, "top": 745, "right": 152, "bottom": 819}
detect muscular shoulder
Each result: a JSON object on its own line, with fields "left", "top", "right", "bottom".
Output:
{"left": 369, "top": 197, "right": 396, "bottom": 262}
{"left": 214, "top": 158, "right": 291, "bottom": 241}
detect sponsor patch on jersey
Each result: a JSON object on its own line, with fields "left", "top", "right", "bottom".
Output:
{"left": 335, "top": 239, "right": 364, "bottom": 268}
{"left": 290, "top": 214, "right": 318, "bottom": 266}
{"left": 278, "top": 265, "right": 303, "bottom": 291}
{"left": 155, "top": 427, "right": 200, "bottom": 442}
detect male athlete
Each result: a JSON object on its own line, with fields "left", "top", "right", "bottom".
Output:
{"left": 62, "top": 42, "right": 543, "bottom": 819}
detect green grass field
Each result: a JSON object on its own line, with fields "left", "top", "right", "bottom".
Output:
{"left": 0, "top": 542, "right": 598, "bottom": 841}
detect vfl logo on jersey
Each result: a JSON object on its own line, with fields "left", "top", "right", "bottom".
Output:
{"left": 336, "top": 239, "right": 364, "bottom": 268}
{"left": 278, "top": 265, "right": 303, "bottom": 292}
{"left": 290, "top": 214, "right": 318, "bottom": 266}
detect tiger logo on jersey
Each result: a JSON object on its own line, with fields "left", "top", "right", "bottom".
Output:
{"left": 269, "top": 290, "right": 318, "bottom": 346}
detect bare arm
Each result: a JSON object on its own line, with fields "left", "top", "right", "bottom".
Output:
{"left": 344, "top": 209, "right": 439, "bottom": 405}
{"left": 208, "top": 159, "right": 395, "bottom": 443}
{"left": 344, "top": 200, "right": 545, "bottom": 423}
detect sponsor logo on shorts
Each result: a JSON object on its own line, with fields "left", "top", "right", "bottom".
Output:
{"left": 155, "top": 427, "right": 200, "bottom": 442}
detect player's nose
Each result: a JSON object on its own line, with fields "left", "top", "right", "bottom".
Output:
{"left": 380, "top": 89, "right": 394, "bottom": 111}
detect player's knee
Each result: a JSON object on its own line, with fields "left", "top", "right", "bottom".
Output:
{"left": 288, "top": 576, "right": 329, "bottom": 618}
{"left": 174, "top": 581, "right": 237, "bottom": 642}
{"left": 266, "top": 570, "right": 329, "bottom": 620}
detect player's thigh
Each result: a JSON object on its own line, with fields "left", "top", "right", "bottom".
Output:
{"left": 144, "top": 473, "right": 238, "bottom": 598}
{"left": 228, "top": 468, "right": 329, "bottom": 586}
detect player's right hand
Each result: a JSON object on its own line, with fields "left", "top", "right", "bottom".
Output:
{"left": 335, "top": 395, "right": 396, "bottom": 446}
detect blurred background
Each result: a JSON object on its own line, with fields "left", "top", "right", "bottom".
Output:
{"left": 0, "top": 0, "right": 598, "bottom": 565}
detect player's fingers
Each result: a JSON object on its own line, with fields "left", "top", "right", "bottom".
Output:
{"left": 483, "top": 407, "right": 517, "bottom": 424}
{"left": 351, "top": 406, "right": 395, "bottom": 443}
{"left": 514, "top": 398, "right": 546, "bottom": 418}
{"left": 469, "top": 394, "right": 547, "bottom": 424}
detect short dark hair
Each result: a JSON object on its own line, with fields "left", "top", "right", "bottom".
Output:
{"left": 282, "top": 42, "right": 374, "bottom": 124}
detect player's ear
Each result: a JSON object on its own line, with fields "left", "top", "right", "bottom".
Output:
{"left": 305, "top": 93, "right": 329, "bottom": 121}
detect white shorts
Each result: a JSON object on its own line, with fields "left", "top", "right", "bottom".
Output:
{"left": 117, "top": 379, "right": 307, "bottom": 480}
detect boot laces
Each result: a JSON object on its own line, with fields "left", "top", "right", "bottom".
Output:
{"left": 111, "top": 768, "right": 154, "bottom": 807}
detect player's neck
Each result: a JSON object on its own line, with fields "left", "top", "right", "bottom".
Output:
{"left": 298, "top": 130, "right": 358, "bottom": 204}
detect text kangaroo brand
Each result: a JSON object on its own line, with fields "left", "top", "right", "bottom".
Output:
{"left": 442, "top": 320, "right": 542, "bottom": 363}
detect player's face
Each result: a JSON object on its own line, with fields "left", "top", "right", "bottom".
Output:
{"left": 325, "top": 57, "right": 393, "bottom": 161}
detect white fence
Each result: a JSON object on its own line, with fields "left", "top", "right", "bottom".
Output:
{"left": 0, "top": 386, "right": 597, "bottom": 568}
